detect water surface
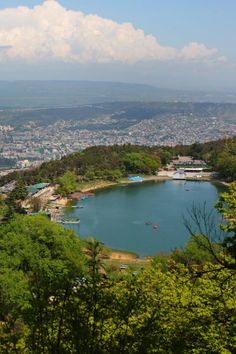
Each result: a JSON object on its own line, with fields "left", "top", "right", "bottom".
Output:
{"left": 64, "top": 180, "right": 224, "bottom": 256}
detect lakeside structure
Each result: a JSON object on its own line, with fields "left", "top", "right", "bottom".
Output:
{"left": 157, "top": 155, "right": 211, "bottom": 180}
{"left": 157, "top": 170, "right": 213, "bottom": 180}
{"left": 128, "top": 176, "right": 144, "bottom": 182}
{"left": 171, "top": 156, "right": 207, "bottom": 168}
{"left": 172, "top": 170, "right": 187, "bottom": 180}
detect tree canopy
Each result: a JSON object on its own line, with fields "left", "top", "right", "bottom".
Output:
{"left": 0, "top": 186, "right": 235, "bottom": 353}
{"left": 216, "top": 181, "right": 236, "bottom": 260}
{"left": 0, "top": 215, "right": 86, "bottom": 352}
{"left": 57, "top": 171, "right": 78, "bottom": 196}
{"left": 1, "top": 138, "right": 236, "bottom": 187}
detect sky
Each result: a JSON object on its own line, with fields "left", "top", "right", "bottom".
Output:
{"left": 0, "top": 0, "right": 235, "bottom": 91}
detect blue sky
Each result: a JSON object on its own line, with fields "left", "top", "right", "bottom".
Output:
{"left": 0, "top": 0, "right": 235, "bottom": 91}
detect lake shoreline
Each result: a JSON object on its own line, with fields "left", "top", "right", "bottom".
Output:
{"left": 61, "top": 176, "right": 224, "bottom": 263}
{"left": 66, "top": 176, "right": 171, "bottom": 196}
{"left": 77, "top": 175, "right": 226, "bottom": 194}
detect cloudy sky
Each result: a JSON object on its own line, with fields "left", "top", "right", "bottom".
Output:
{"left": 0, "top": 0, "right": 235, "bottom": 91}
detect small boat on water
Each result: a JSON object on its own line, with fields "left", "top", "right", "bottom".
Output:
{"left": 173, "top": 170, "right": 186, "bottom": 180}
{"left": 81, "top": 195, "right": 89, "bottom": 200}
{"left": 145, "top": 221, "right": 158, "bottom": 229}
{"left": 84, "top": 192, "right": 94, "bottom": 196}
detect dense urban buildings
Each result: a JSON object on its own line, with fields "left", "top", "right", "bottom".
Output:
{"left": 0, "top": 111, "right": 235, "bottom": 168}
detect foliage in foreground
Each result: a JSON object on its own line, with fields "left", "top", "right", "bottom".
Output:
{"left": 0, "top": 182, "right": 236, "bottom": 353}
{"left": 0, "top": 214, "right": 235, "bottom": 353}
{"left": 216, "top": 181, "right": 236, "bottom": 259}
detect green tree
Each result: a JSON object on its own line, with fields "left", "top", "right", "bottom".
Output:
{"left": 5, "top": 178, "right": 28, "bottom": 215}
{"left": 0, "top": 215, "right": 86, "bottom": 353}
{"left": 30, "top": 196, "right": 43, "bottom": 212}
{"left": 215, "top": 141, "right": 236, "bottom": 181}
{"left": 217, "top": 153, "right": 236, "bottom": 181}
{"left": 68, "top": 238, "right": 111, "bottom": 354}
{"left": 57, "top": 171, "right": 78, "bottom": 196}
{"left": 184, "top": 185, "right": 236, "bottom": 270}
{"left": 0, "top": 215, "right": 235, "bottom": 352}
{"left": 123, "top": 152, "right": 160, "bottom": 174}
{"left": 0, "top": 196, "right": 8, "bottom": 222}
{"left": 216, "top": 181, "right": 236, "bottom": 260}
{"left": 8, "top": 178, "right": 27, "bottom": 201}
{"left": 172, "top": 234, "right": 220, "bottom": 266}
{"left": 84, "top": 169, "right": 96, "bottom": 181}
{"left": 94, "top": 263, "right": 236, "bottom": 353}
{"left": 105, "top": 169, "right": 123, "bottom": 181}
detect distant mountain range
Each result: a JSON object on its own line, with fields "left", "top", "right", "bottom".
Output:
{"left": 0, "top": 81, "right": 236, "bottom": 108}
{"left": 1, "top": 101, "right": 236, "bottom": 128}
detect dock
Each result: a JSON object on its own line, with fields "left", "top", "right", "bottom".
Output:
{"left": 57, "top": 218, "right": 80, "bottom": 225}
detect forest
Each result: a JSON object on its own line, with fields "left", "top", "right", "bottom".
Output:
{"left": 0, "top": 182, "right": 235, "bottom": 353}
{"left": 1, "top": 137, "right": 236, "bottom": 189}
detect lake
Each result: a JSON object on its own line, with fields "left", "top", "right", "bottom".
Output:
{"left": 64, "top": 180, "right": 225, "bottom": 256}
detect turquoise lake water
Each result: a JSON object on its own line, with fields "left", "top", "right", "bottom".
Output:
{"left": 64, "top": 180, "right": 225, "bottom": 256}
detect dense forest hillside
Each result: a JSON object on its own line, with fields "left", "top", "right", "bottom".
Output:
{"left": 1, "top": 137, "right": 236, "bottom": 187}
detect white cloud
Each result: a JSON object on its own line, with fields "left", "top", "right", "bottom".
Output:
{"left": 0, "top": 1, "right": 224, "bottom": 64}
{"left": 180, "top": 42, "right": 218, "bottom": 61}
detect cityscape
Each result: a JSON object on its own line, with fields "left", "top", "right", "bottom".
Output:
{"left": 0, "top": 109, "right": 235, "bottom": 170}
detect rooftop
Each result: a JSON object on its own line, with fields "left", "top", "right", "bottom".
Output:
{"left": 27, "top": 183, "right": 50, "bottom": 194}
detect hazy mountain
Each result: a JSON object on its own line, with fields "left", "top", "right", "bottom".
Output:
{"left": 0, "top": 81, "right": 236, "bottom": 109}
{"left": 1, "top": 101, "right": 236, "bottom": 129}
